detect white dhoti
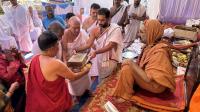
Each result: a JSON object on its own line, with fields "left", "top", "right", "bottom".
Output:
{"left": 88, "top": 56, "right": 99, "bottom": 77}
{"left": 123, "top": 4, "right": 146, "bottom": 48}
{"left": 93, "top": 23, "right": 123, "bottom": 82}
{"left": 0, "top": 36, "right": 18, "bottom": 50}
{"left": 98, "top": 60, "right": 118, "bottom": 82}
{"left": 63, "top": 29, "right": 91, "bottom": 96}
{"left": 0, "top": 15, "right": 18, "bottom": 49}
{"left": 67, "top": 74, "right": 91, "bottom": 96}
{"left": 111, "top": 5, "right": 126, "bottom": 24}
{"left": 29, "top": 10, "right": 43, "bottom": 42}
{"left": 123, "top": 20, "right": 140, "bottom": 47}
{"left": 9, "top": 5, "right": 33, "bottom": 52}
{"left": 30, "top": 27, "right": 42, "bottom": 42}
{"left": 18, "top": 32, "right": 33, "bottom": 52}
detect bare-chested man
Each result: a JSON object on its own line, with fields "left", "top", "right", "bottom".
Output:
{"left": 61, "top": 17, "right": 90, "bottom": 97}
{"left": 82, "top": 3, "right": 100, "bottom": 34}
{"left": 62, "top": 16, "right": 89, "bottom": 63}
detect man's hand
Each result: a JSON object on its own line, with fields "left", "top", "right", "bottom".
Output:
{"left": 81, "top": 63, "right": 92, "bottom": 73}
{"left": 131, "top": 13, "right": 138, "bottom": 19}
{"left": 89, "top": 51, "right": 96, "bottom": 59}
{"left": 9, "top": 82, "right": 19, "bottom": 93}
{"left": 72, "top": 50, "right": 77, "bottom": 55}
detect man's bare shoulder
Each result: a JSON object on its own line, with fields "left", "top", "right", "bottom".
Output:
{"left": 62, "top": 29, "right": 71, "bottom": 40}
{"left": 83, "top": 17, "right": 90, "bottom": 23}
{"left": 48, "top": 58, "right": 65, "bottom": 69}
{"left": 91, "top": 27, "right": 100, "bottom": 37}
{"left": 91, "top": 27, "right": 99, "bottom": 32}
{"left": 64, "top": 29, "right": 70, "bottom": 35}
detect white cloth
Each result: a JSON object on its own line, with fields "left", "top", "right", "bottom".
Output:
{"left": 65, "top": 30, "right": 91, "bottom": 96}
{"left": 32, "top": 40, "right": 62, "bottom": 60}
{"left": 32, "top": 40, "right": 41, "bottom": 55}
{"left": 65, "top": 29, "right": 89, "bottom": 58}
{"left": 9, "top": 4, "right": 33, "bottom": 52}
{"left": 0, "top": 15, "right": 17, "bottom": 50}
{"left": 163, "top": 28, "right": 174, "bottom": 38}
{"left": 94, "top": 23, "right": 123, "bottom": 80}
{"left": 86, "top": 20, "right": 98, "bottom": 34}
{"left": 29, "top": 10, "right": 43, "bottom": 41}
{"left": 111, "top": 5, "right": 126, "bottom": 24}
{"left": 123, "top": 4, "right": 146, "bottom": 48}
{"left": 30, "top": 27, "right": 42, "bottom": 41}
{"left": 67, "top": 74, "right": 91, "bottom": 96}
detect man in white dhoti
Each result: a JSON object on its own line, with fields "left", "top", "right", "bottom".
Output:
{"left": 110, "top": 0, "right": 127, "bottom": 27}
{"left": 123, "top": 0, "right": 146, "bottom": 48}
{"left": 9, "top": 0, "right": 33, "bottom": 52}
{"left": 75, "top": 8, "right": 123, "bottom": 82}
{"left": 32, "top": 22, "right": 64, "bottom": 60}
{"left": 28, "top": 6, "right": 43, "bottom": 42}
{"left": 0, "top": 15, "right": 17, "bottom": 50}
{"left": 61, "top": 16, "right": 91, "bottom": 97}
{"left": 82, "top": 3, "right": 100, "bottom": 34}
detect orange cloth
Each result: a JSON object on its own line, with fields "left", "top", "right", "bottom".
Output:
{"left": 190, "top": 85, "right": 200, "bottom": 112}
{"left": 139, "top": 19, "right": 175, "bottom": 92}
{"left": 144, "top": 19, "right": 164, "bottom": 45}
{"left": 139, "top": 42, "right": 176, "bottom": 92}
{"left": 113, "top": 19, "right": 176, "bottom": 99}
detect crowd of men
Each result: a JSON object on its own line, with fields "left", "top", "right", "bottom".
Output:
{"left": 2, "top": 0, "right": 187, "bottom": 111}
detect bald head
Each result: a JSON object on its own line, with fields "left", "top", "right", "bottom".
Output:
{"left": 68, "top": 16, "right": 81, "bottom": 26}
{"left": 68, "top": 16, "right": 81, "bottom": 37}
{"left": 48, "top": 22, "right": 65, "bottom": 40}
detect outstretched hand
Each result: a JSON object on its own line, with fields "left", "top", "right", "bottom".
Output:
{"left": 72, "top": 50, "right": 77, "bottom": 55}
{"left": 88, "top": 51, "right": 96, "bottom": 59}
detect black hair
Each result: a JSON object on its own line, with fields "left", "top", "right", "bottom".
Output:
{"left": 91, "top": 3, "right": 100, "bottom": 9}
{"left": 98, "top": 8, "right": 110, "bottom": 19}
{"left": 65, "top": 12, "right": 75, "bottom": 20}
{"left": 38, "top": 31, "right": 58, "bottom": 51}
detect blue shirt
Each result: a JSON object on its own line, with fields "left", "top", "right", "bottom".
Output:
{"left": 42, "top": 16, "right": 65, "bottom": 29}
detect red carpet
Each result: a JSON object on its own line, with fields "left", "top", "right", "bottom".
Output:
{"left": 81, "top": 74, "right": 146, "bottom": 112}
{"left": 81, "top": 74, "right": 185, "bottom": 112}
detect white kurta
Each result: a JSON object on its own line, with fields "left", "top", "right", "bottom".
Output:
{"left": 94, "top": 23, "right": 123, "bottom": 81}
{"left": 9, "top": 5, "right": 33, "bottom": 52}
{"left": 123, "top": 4, "right": 146, "bottom": 48}
{"left": 29, "top": 10, "right": 43, "bottom": 42}
{"left": 66, "top": 30, "right": 91, "bottom": 96}
{"left": 111, "top": 5, "right": 126, "bottom": 24}
{"left": 0, "top": 15, "right": 18, "bottom": 50}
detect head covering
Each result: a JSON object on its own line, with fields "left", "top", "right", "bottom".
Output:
{"left": 144, "top": 20, "right": 164, "bottom": 45}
